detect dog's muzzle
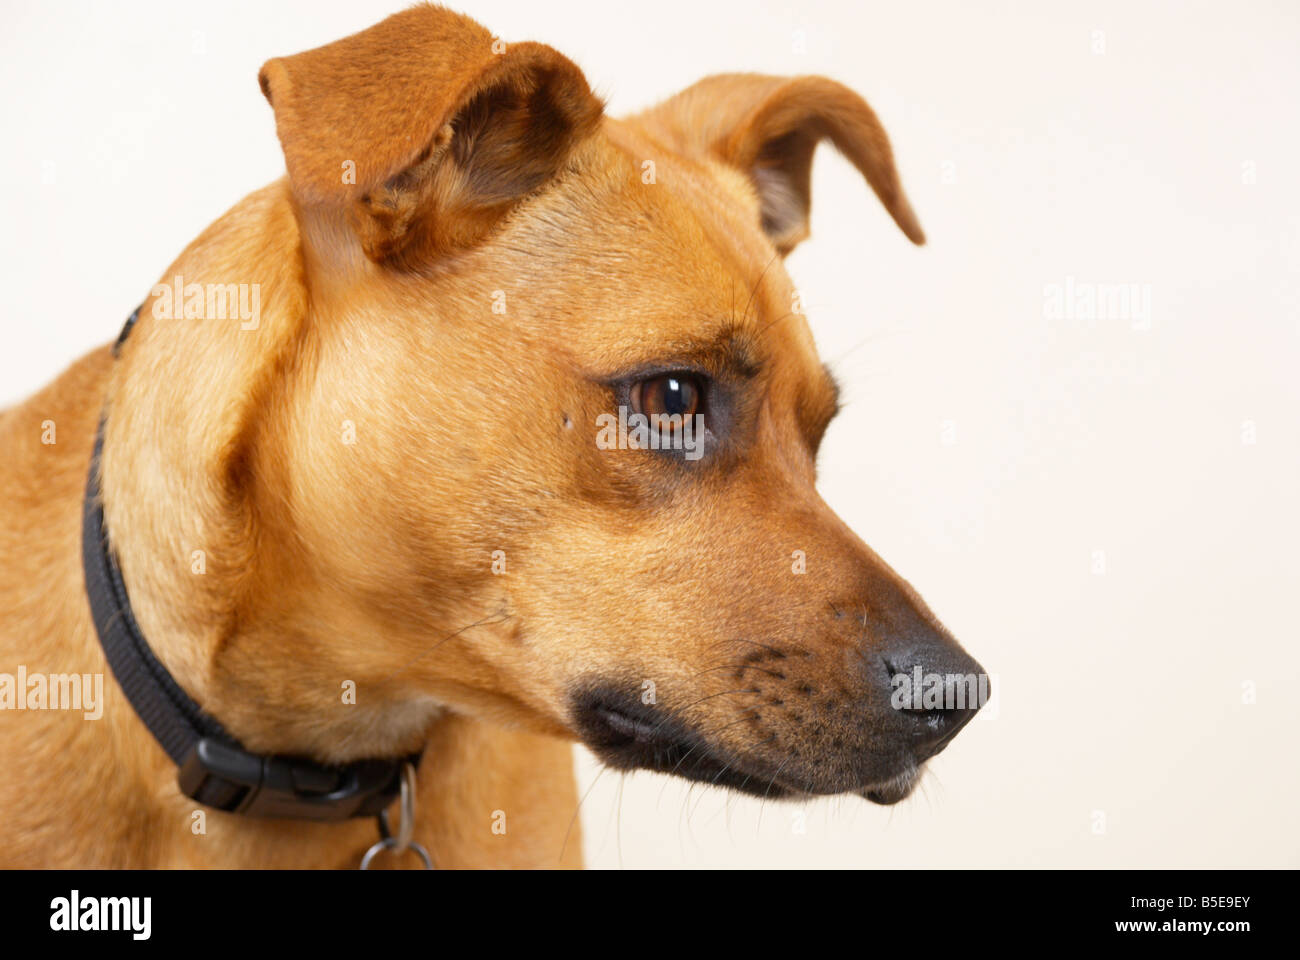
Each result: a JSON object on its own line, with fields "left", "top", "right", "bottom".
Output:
{"left": 570, "top": 626, "right": 987, "bottom": 804}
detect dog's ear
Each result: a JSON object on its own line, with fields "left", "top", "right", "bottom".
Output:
{"left": 258, "top": 5, "right": 603, "bottom": 265}
{"left": 633, "top": 74, "right": 924, "bottom": 254}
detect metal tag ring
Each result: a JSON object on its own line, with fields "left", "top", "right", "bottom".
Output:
{"left": 378, "top": 762, "right": 419, "bottom": 852}
{"left": 360, "top": 836, "right": 433, "bottom": 870}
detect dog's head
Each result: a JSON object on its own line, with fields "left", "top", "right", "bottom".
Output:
{"left": 119, "top": 4, "right": 986, "bottom": 806}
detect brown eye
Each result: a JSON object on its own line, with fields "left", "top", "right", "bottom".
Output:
{"left": 632, "top": 374, "right": 701, "bottom": 422}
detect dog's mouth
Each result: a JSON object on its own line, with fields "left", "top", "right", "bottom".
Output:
{"left": 575, "top": 695, "right": 798, "bottom": 798}
{"left": 572, "top": 690, "right": 926, "bottom": 803}
{"left": 859, "top": 762, "right": 923, "bottom": 805}
{"left": 855, "top": 721, "right": 970, "bottom": 804}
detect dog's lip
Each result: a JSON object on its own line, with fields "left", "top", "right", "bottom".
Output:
{"left": 859, "top": 761, "right": 924, "bottom": 805}
{"left": 591, "top": 703, "right": 662, "bottom": 745}
{"left": 575, "top": 693, "right": 932, "bottom": 803}
{"left": 574, "top": 695, "right": 797, "bottom": 797}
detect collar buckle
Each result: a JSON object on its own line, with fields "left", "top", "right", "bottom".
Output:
{"left": 178, "top": 738, "right": 405, "bottom": 821}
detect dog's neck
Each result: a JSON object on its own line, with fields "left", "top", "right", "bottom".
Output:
{"left": 96, "top": 180, "right": 448, "bottom": 764}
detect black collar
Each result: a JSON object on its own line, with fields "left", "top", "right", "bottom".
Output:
{"left": 82, "top": 307, "right": 414, "bottom": 820}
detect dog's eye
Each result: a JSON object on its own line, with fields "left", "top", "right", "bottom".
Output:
{"left": 631, "top": 374, "right": 701, "bottom": 423}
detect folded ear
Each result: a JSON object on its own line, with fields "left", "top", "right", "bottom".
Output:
{"left": 258, "top": 5, "right": 603, "bottom": 265}
{"left": 632, "top": 74, "right": 924, "bottom": 254}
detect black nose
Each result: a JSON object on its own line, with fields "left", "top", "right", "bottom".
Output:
{"left": 882, "top": 641, "right": 989, "bottom": 758}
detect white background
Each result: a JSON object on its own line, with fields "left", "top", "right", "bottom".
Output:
{"left": 3, "top": 0, "right": 1297, "bottom": 867}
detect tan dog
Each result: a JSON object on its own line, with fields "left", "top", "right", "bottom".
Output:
{"left": 0, "top": 3, "right": 985, "bottom": 868}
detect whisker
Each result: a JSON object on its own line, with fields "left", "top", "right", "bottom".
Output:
{"left": 706, "top": 636, "right": 811, "bottom": 659}
{"left": 756, "top": 755, "right": 793, "bottom": 834}
{"left": 559, "top": 761, "right": 609, "bottom": 865}
{"left": 644, "top": 686, "right": 757, "bottom": 742}
{"left": 755, "top": 310, "right": 799, "bottom": 337}
{"left": 692, "top": 661, "right": 786, "bottom": 680}
{"left": 742, "top": 249, "right": 783, "bottom": 326}
{"left": 380, "top": 609, "right": 511, "bottom": 684}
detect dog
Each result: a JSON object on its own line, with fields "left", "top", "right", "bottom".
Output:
{"left": 0, "top": 3, "right": 987, "bottom": 868}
